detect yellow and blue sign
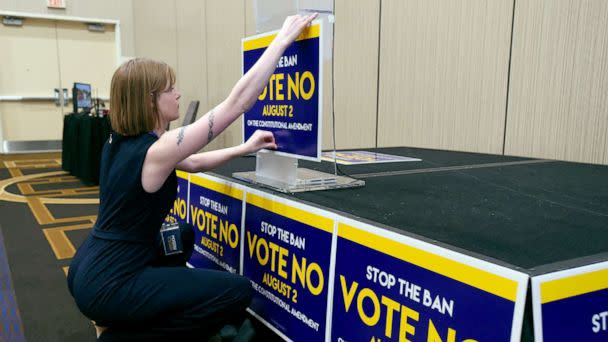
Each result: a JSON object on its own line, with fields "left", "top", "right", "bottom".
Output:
{"left": 188, "top": 173, "right": 244, "bottom": 274}
{"left": 532, "top": 261, "right": 608, "bottom": 341}
{"left": 331, "top": 219, "right": 528, "bottom": 342}
{"left": 242, "top": 22, "right": 323, "bottom": 161}
{"left": 166, "top": 170, "right": 189, "bottom": 225}
{"left": 243, "top": 189, "right": 334, "bottom": 341}
{"left": 180, "top": 172, "right": 532, "bottom": 341}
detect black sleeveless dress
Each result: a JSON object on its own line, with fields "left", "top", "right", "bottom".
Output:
{"left": 67, "top": 133, "right": 252, "bottom": 341}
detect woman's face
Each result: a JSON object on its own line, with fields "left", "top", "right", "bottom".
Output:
{"left": 155, "top": 83, "right": 181, "bottom": 124}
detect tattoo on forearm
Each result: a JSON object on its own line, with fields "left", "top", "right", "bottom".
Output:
{"left": 207, "top": 110, "right": 215, "bottom": 143}
{"left": 177, "top": 127, "right": 185, "bottom": 145}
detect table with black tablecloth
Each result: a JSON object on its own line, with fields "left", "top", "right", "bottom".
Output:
{"left": 61, "top": 113, "right": 112, "bottom": 185}
{"left": 207, "top": 147, "right": 608, "bottom": 341}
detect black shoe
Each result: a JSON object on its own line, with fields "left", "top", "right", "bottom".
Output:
{"left": 233, "top": 319, "right": 255, "bottom": 342}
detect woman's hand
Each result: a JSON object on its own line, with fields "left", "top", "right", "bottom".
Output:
{"left": 241, "top": 130, "right": 277, "bottom": 155}
{"left": 275, "top": 13, "right": 318, "bottom": 48}
{"left": 175, "top": 130, "right": 277, "bottom": 173}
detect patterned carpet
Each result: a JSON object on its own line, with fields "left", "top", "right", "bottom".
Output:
{"left": 0, "top": 153, "right": 281, "bottom": 342}
{"left": 0, "top": 153, "right": 97, "bottom": 341}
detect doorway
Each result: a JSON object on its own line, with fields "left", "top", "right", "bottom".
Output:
{"left": 0, "top": 12, "right": 118, "bottom": 153}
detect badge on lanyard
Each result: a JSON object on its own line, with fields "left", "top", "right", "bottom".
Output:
{"left": 160, "top": 218, "right": 182, "bottom": 256}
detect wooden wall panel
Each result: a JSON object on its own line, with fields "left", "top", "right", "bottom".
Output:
{"left": 245, "top": 0, "right": 256, "bottom": 36}
{"left": 332, "top": 0, "right": 379, "bottom": 149}
{"left": 203, "top": 0, "right": 246, "bottom": 151}
{"left": 319, "top": 27, "right": 334, "bottom": 151}
{"left": 505, "top": 0, "right": 608, "bottom": 164}
{"left": 377, "top": 0, "right": 513, "bottom": 154}
{"left": 132, "top": 0, "right": 177, "bottom": 69}
{"left": 173, "top": 0, "right": 208, "bottom": 130}
{"left": 132, "top": 0, "right": 244, "bottom": 150}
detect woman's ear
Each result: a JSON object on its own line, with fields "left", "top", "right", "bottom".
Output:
{"left": 149, "top": 93, "right": 156, "bottom": 108}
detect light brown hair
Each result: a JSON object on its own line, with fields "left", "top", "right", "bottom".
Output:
{"left": 109, "top": 58, "right": 176, "bottom": 136}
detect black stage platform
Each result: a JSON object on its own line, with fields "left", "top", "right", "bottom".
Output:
{"left": 208, "top": 146, "right": 608, "bottom": 341}
{"left": 214, "top": 147, "right": 608, "bottom": 272}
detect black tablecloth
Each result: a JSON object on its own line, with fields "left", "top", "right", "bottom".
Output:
{"left": 61, "top": 113, "right": 112, "bottom": 185}
{"left": 211, "top": 147, "right": 608, "bottom": 271}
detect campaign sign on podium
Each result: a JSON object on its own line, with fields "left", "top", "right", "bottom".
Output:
{"left": 242, "top": 189, "right": 334, "bottom": 341}
{"left": 188, "top": 173, "right": 244, "bottom": 274}
{"left": 330, "top": 218, "right": 529, "bottom": 342}
{"left": 532, "top": 261, "right": 608, "bottom": 342}
{"left": 242, "top": 22, "right": 323, "bottom": 161}
{"left": 237, "top": 20, "right": 363, "bottom": 193}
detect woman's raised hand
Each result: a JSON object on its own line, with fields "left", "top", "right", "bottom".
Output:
{"left": 275, "top": 13, "right": 318, "bottom": 48}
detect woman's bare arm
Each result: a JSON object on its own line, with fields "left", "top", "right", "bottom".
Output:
{"left": 176, "top": 130, "right": 277, "bottom": 172}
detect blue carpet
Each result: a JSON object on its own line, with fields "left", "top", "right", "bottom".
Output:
{"left": 0, "top": 224, "right": 26, "bottom": 342}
